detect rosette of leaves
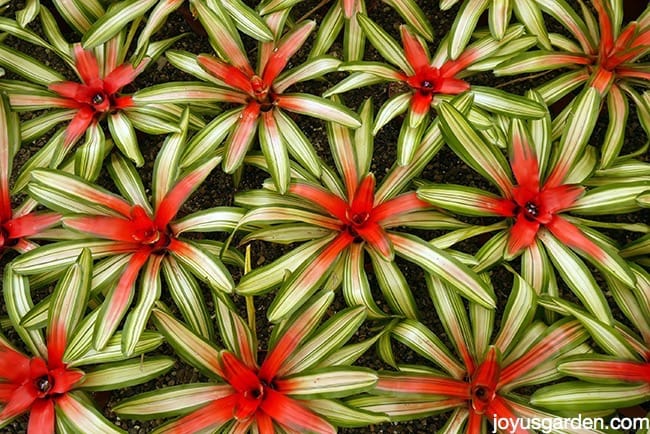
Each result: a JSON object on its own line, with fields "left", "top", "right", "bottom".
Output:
{"left": 0, "top": 4, "right": 198, "bottom": 190}
{"left": 134, "top": 1, "right": 361, "bottom": 193}
{"left": 417, "top": 91, "right": 645, "bottom": 325}
{"left": 2, "top": 250, "right": 173, "bottom": 433}
{"left": 495, "top": 0, "right": 650, "bottom": 167}
{"left": 113, "top": 291, "right": 386, "bottom": 433}
{"left": 531, "top": 264, "right": 650, "bottom": 413}
{"left": 0, "top": 94, "right": 61, "bottom": 256}
{"left": 12, "top": 113, "right": 244, "bottom": 355}
{"left": 326, "top": 15, "right": 545, "bottom": 165}
{"left": 308, "top": 0, "right": 433, "bottom": 62}
{"left": 348, "top": 270, "right": 590, "bottom": 432}
{"left": 234, "top": 96, "right": 494, "bottom": 323}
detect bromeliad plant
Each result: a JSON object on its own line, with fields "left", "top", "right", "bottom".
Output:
{"left": 496, "top": 0, "right": 650, "bottom": 167}
{"left": 0, "top": 5, "right": 194, "bottom": 189}
{"left": 326, "top": 15, "right": 545, "bottom": 164}
{"left": 113, "top": 291, "right": 386, "bottom": 433}
{"left": 531, "top": 264, "right": 650, "bottom": 413}
{"left": 12, "top": 115, "right": 244, "bottom": 355}
{"left": 418, "top": 92, "right": 645, "bottom": 324}
{"left": 234, "top": 98, "right": 494, "bottom": 323}
{"left": 135, "top": 1, "right": 360, "bottom": 193}
{"left": 348, "top": 270, "right": 590, "bottom": 432}
{"left": 1, "top": 250, "right": 173, "bottom": 433}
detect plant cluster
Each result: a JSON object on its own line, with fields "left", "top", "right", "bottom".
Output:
{"left": 0, "top": 0, "right": 648, "bottom": 433}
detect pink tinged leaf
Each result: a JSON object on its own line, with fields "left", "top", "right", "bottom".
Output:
{"left": 349, "top": 174, "right": 375, "bottom": 218}
{"left": 9, "top": 94, "right": 80, "bottom": 109}
{"left": 96, "top": 250, "right": 150, "bottom": 348}
{"left": 592, "top": 0, "right": 614, "bottom": 56}
{"left": 64, "top": 107, "right": 95, "bottom": 147}
{"left": 507, "top": 216, "right": 540, "bottom": 256}
{"left": 155, "top": 395, "right": 239, "bottom": 433}
{"left": 612, "top": 23, "right": 638, "bottom": 57}
{"left": 289, "top": 183, "right": 348, "bottom": 222}
{"left": 400, "top": 26, "right": 429, "bottom": 71}
{"left": 220, "top": 352, "right": 261, "bottom": 393}
{"left": 409, "top": 91, "right": 433, "bottom": 117}
{"left": 538, "top": 185, "right": 583, "bottom": 214}
{"left": 499, "top": 320, "right": 584, "bottom": 387}
{"left": 260, "top": 389, "right": 335, "bottom": 434}
{"left": 481, "top": 197, "right": 517, "bottom": 217}
{"left": 73, "top": 45, "right": 100, "bottom": 85}
{"left": 0, "top": 345, "right": 30, "bottom": 383}
{"left": 355, "top": 222, "right": 392, "bottom": 259}
{"left": 262, "top": 21, "right": 316, "bottom": 85}
{"left": 371, "top": 192, "right": 430, "bottom": 223}
{"left": 0, "top": 384, "right": 18, "bottom": 401}
{"left": 4, "top": 213, "right": 61, "bottom": 239}
{"left": 466, "top": 409, "right": 482, "bottom": 434}
{"left": 256, "top": 412, "right": 274, "bottom": 434}
{"left": 49, "top": 368, "right": 84, "bottom": 395}
{"left": 487, "top": 396, "right": 531, "bottom": 434}
{"left": 47, "top": 320, "right": 67, "bottom": 368}
{"left": 441, "top": 48, "right": 480, "bottom": 77}
{"left": 197, "top": 55, "right": 254, "bottom": 95}
{"left": 615, "top": 67, "right": 650, "bottom": 81}
{"left": 154, "top": 157, "right": 220, "bottom": 228}
{"left": 0, "top": 383, "right": 38, "bottom": 420}
{"left": 48, "top": 82, "right": 91, "bottom": 104}
{"left": 224, "top": 103, "right": 260, "bottom": 174}
{"left": 376, "top": 375, "right": 470, "bottom": 398}
{"left": 113, "top": 95, "right": 134, "bottom": 109}
{"left": 545, "top": 215, "right": 604, "bottom": 260}
{"left": 436, "top": 77, "right": 470, "bottom": 94}
{"left": 103, "top": 63, "right": 140, "bottom": 95}
{"left": 590, "top": 67, "right": 615, "bottom": 94}
{"left": 510, "top": 127, "right": 540, "bottom": 193}
{"left": 63, "top": 216, "right": 143, "bottom": 243}
{"left": 27, "top": 399, "right": 54, "bottom": 434}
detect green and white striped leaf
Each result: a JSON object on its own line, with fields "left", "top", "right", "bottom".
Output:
{"left": 275, "top": 109, "right": 321, "bottom": 178}
{"left": 437, "top": 101, "right": 512, "bottom": 195}
{"left": 170, "top": 239, "right": 234, "bottom": 294}
{"left": 373, "top": 92, "right": 412, "bottom": 135}
{"left": 569, "top": 181, "right": 649, "bottom": 215}
{"left": 368, "top": 247, "right": 419, "bottom": 319}
{"left": 0, "top": 44, "right": 64, "bottom": 85}
{"left": 386, "top": 0, "right": 433, "bottom": 41}
{"left": 49, "top": 249, "right": 92, "bottom": 349}
{"left": 81, "top": 357, "right": 174, "bottom": 391}
{"left": 182, "top": 108, "right": 239, "bottom": 168}
{"left": 107, "top": 153, "right": 151, "bottom": 214}
{"left": 448, "top": 0, "right": 489, "bottom": 59}
{"left": 472, "top": 86, "right": 546, "bottom": 119}
{"left": 21, "top": 110, "right": 76, "bottom": 143}
{"left": 113, "top": 384, "right": 233, "bottom": 419}
{"left": 392, "top": 319, "right": 464, "bottom": 378}
{"left": 236, "top": 237, "right": 331, "bottom": 295}
{"left": 389, "top": 233, "right": 495, "bottom": 308}
{"left": 417, "top": 184, "right": 505, "bottom": 217}
{"left": 277, "top": 93, "right": 361, "bottom": 128}
{"left": 221, "top": 0, "right": 273, "bottom": 41}
{"left": 357, "top": 13, "right": 411, "bottom": 73}
{"left": 74, "top": 123, "right": 107, "bottom": 181}
{"left": 274, "top": 56, "right": 341, "bottom": 93}
{"left": 67, "top": 329, "right": 164, "bottom": 367}
{"left": 82, "top": 0, "right": 157, "bottom": 49}
{"left": 551, "top": 298, "right": 638, "bottom": 360}
{"left": 3, "top": 267, "right": 47, "bottom": 358}
{"left": 538, "top": 229, "right": 613, "bottom": 325}
{"left": 152, "top": 308, "right": 222, "bottom": 378}
{"left": 280, "top": 305, "right": 367, "bottom": 376}
{"left": 133, "top": 82, "right": 244, "bottom": 104}
{"left": 108, "top": 111, "right": 143, "bottom": 167}
{"left": 342, "top": 244, "right": 386, "bottom": 319}
{"left": 57, "top": 392, "right": 124, "bottom": 434}
{"left": 276, "top": 367, "right": 377, "bottom": 399}
{"left": 307, "top": 399, "right": 389, "bottom": 427}
{"left": 531, "top": 382, "right": 650, "bottom": 412}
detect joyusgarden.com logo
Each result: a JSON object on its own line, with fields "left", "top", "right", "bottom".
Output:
{"left": 492, "top": 415, "right": 649, "bottom": 433}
